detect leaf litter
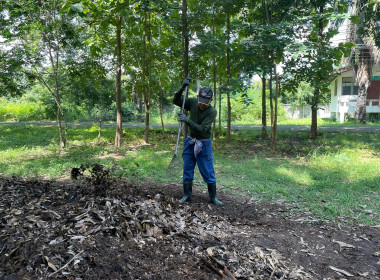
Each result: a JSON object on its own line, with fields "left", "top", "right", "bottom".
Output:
{"left": 0, "top": 164, "right": 379, "bottom": 279}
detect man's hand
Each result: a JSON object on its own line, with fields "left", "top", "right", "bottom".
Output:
{"left": 177, "top": 112, "right": 188, "bottom": 123}
{"left": 182, "top": 77, "right": 191, "bottom": 89}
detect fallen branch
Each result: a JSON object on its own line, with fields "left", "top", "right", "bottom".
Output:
{"left": 48, "top": 250, "right": 84, "bottom": 278}
{"left": 201, "top": 256, "right": 237, "bottom": 280}
{"left": 201, "top": 257, "right": 225, "bottom": 278}
{"left": 223, "top": 266, "right": 237, "bottom": 280}
{"left": 329, "top": 266, "right": 354, "bottom": 277}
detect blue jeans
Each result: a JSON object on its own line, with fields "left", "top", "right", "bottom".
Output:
{"left": 182, "top": 137, "right": 216, "bottom": 184}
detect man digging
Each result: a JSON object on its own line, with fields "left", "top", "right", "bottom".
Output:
{"left": 173, "top": 78, "right": 223, "bottom": 206}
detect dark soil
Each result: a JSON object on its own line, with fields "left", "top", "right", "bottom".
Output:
{"left": 1, "top": 172, "right": 379, "bottom": 279}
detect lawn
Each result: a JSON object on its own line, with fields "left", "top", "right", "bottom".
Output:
{"left": 0, "top": 124, "right": 379, "bottom": 225}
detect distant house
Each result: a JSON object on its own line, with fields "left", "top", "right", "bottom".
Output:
{"left": 330, "top": 64, "right": 380, "bottom": 123}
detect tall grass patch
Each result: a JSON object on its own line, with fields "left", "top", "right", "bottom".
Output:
{"left": 0, "top": 97, "right": 47, "bottom": 121}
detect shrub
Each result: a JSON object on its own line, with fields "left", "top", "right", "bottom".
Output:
{"left": 0, "top": 97, "right": 46, "bottom": 121}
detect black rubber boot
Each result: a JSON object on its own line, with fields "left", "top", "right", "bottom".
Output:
{"left": 180, "top": 181, "right": 192, "bottom": 203}
{"left": 207, "top": 182, "right": 224, "bottom": 206}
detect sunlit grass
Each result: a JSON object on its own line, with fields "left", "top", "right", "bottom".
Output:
{"left": 0, "top": 124, "right": 379, "bottom": 225}
{"left": 228, "top": 118, "right": 380, "bottom": 126}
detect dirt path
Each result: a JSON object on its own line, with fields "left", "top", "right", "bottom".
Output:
{"left": 0, "top": 175, "right": 379, "bottom": 279}
{"left": 1, "top": 121, "right": 379, "bottom": 132}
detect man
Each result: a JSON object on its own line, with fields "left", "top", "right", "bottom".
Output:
{"left": 173, "top": 78, "right": 223, "bottom": 206}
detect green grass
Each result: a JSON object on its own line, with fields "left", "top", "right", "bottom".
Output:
{"left": 227, "top": 117, "right": 380, "bottom": 126}
{"left": 0, "top": 124, "right": 379, "bottom": 225}
{"left": 100, "top": 116, "right": 380, "bottom": 127}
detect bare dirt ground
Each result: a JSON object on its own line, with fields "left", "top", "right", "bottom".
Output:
{"left": 1, "top": 169, "right": 379, "bottom": 279}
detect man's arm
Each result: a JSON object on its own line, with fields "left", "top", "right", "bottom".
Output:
{"left": 173, "top": 87, "right": 185, "bottom": 107}
{"left": 173, "top": 77, "right": 191, "bottom": 107}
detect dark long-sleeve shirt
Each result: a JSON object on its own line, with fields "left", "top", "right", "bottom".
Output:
{"left": 173, "top": 87, "right": 217, "bottom": 139}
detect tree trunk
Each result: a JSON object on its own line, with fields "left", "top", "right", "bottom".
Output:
{"left": 261, "top": 74, "right": 267, "bottom": 138}
{"left": 98, "top": 112, "right": 102, "bottom": 143}
{"left": 351, "top": 0, "right": 372, "bottom": 123}
{"left": 272, "top": 63, "right": 278, "bottom": 151}
{"left": 269, "top": 73, "right": 273, "bottom": 126}
{"left": 355, "top": 86, "right": 368, "bottom": 122}
{"left": 44, "top": 2, "right": 67, "bottom": 150}
{"left": 226, "top": 13, "right": 231, "bottom": 141}
{"left": 56, "top": 104, "right": 66, "bottom": 150}
{"left": 263, "top": 1, "right": 273, "bottom": 129}
{"left": 53, "top": 59, "right": 66, "bottom": 150}
{"left": 212, "top": 10, "right": 217, "bottom": 143}
{"left": 182, "top": 0, "right": 189, "bottom": 137}
{"left": 98, "top": 87, "right": 103, "bottom": 143}
{"left": 219, "top": 77, "right": 222, "bottom": 129}
{"left": 34, "top": 71, "right": 66, "bottom": 149}
{"left": 158, "top": 89, "right": 165, "bottom": 137}
{"left": 115, "top": 15, "right": 123, "bottom": 148}
{"left": 310, "top": 6, "right": 323, "bottom": 139}
{"left": 353, "top": 46, "right": 372, "bottom": 123}
{"left": 49, "top": 25, "right": 66, "bottom": 149}
{"left": 182, "top": 0, "right": 189, "bottom": 78}
{"left": 310, "top": 88, "right": 319, "bottom": 139}
{"left": 131, "top": 71, "right": 143, "bottom": 116}
{"left": 143, "top": 11, "right": 150, "bottom": 144}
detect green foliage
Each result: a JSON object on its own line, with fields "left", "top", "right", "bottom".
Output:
{"left": 220, "top": 88, "right": 287, "bottom": 122}
{"left": 0, "top": 97, "right": 46, "bottom": 121}
{"left": 282, "top": 82, "right": 317, "bottom": 106}
{"left": 0, "top": 0, "right": 369, "bottom": 146}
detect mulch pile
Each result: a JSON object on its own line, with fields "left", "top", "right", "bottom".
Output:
{"left": 0, "top": 164, "right": 379, "bottom": 279}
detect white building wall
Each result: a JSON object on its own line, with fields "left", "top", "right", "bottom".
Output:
{"left": 330, "top": 66, "right": 380, "bottom": 123}
{"left": 283, "top": 104, "right": 331, "bottom": 119}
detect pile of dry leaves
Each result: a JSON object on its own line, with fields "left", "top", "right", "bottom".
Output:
{"left": 0, "top": 166, "right": 313, "bottom": 279}
{"left": 1, "top": 164, "right": 380, "bottom": 279}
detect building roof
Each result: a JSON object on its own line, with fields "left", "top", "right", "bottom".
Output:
{"left": 339, "top": 66, "right": 353, "bottom": 73}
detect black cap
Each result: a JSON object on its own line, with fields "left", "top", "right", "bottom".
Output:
{"left": 198, "top": 87, "right": 213, "bottom": 104}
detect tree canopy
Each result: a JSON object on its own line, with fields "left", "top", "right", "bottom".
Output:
{"left": 0, "top": 0, "right": 374, "bottom": 145}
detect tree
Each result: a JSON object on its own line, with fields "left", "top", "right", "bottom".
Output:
{"left": 280, "top": 1, "right": 351, "bottom": 139}
{"left": 241, "top": 0, "right": 295, "bottom": 147}
{"left": 348, "top": 0, "right": 380, "bottom": 123}
{"left": 1, "top": 0, "right": 83, "bottom": 149}
{"left": 64, "top": 0, "right": 134, "bottom": 147}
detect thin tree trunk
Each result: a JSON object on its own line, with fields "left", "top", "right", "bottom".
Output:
{"left": 46, "top": 5, "right": 66, "bottom": 150}
{"left": 33, "top": 68, "right": 66, "bottom": 149}
{"left": 212, "top": 10, "right": 217, "bottom": 143}
{"left": 53, "top": 58, "right": 66, "bottom": 150}
{"left": 182, "top": 0, "right": 189, "bottom": 77}
{"left": 131, "top": 71, "right": 142, "bottom": 116}
{"left": 272, "top": 63, "right": 278, "bottom": 151}
{"left": 158, "top": 89, "right": 165, "bottom": 137}
{"left": 115, "top": 14, "right": 123, "bottom": 148}
{"left": 261, "top": 74, "right": 267, "bottom": 138}
{"left": 98, "top": 114, "right": 102, "bottom": 143}
{"left": 310, "top": 6, "right": 323, "bottom": 139}
{"left": 56, "top": 104, "right": 65, "bottom": 150}
{"left": 143, "top": 11, "right": 150, "bottom": 144}
{"left": 264, "top": 0, "right": 273, "bottom": 128}
{"left": 182, "top": 0, "right": 189, "bottom": 137}
{"left": 98, "top": 84, "right": 103, "bottom": 143}
{"left": 226, "top": 13, "right": 231, "bottom": 141}
{"left": 142, "top": 11, "right": 146, "bottom": 140}
{"left": 219, "top": 77, "right": 222, "bottom": 129}
{"left": 269, "top": 73, "right": 273, "bottom": 126}
{"left": 310, "top": 88, "right": 319, "bottom": 139}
